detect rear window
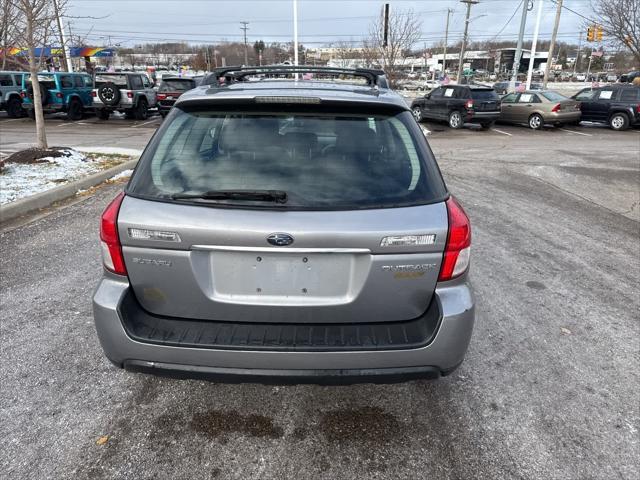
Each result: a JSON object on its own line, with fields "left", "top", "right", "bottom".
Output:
{"left": 470, "top": 89, "right": 499, "bottom": 100}
{"left": 540, "top": 91, "right": 567, "bottom": 102}
{"left": 128, "top": 108, "right": 446, "bottom": 210}
{"left": 619, "top": 88, "right": 639, "bottom": 102}
{"left": 159, "top": 79, "right": 195, "bottom": 92}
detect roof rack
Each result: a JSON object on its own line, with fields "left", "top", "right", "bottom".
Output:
{"left": 201, "top": 65, "right": 389, "bottom": 89}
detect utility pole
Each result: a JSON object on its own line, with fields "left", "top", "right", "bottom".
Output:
{"left": 457, "top": 0, "right": 478, "bottom": 85}
{"left": 293, "top": 0, "right": 299, "bottom": 67}
{"left": 442, "top": 8, "right": 452, "bottom": 75}
{"left": 543, "top": 0, "right": 562, "bottom": 88}
{"left": 573, "top": 30, "right": 582, "bottom": 75}
{"left": 53, "top": 0, "right": 72, "bottom": 72}
{"left": 240, "top": 21, "right": 249, "bottom": 65}
{"left": 511, "top": 0, "right": 529, "bottom": 85}
{"left": 526, "top": 0, "right": 543, "bottom": 90}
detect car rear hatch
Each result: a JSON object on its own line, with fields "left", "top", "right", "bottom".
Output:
{"left": 471, "top": 89, "right": 500, "bottom": 111}
{"left": 118, "top": 99, "right": 449, "bottom": 324}
{"left": 157, "top": 79, "right": 195, "bottom": 107}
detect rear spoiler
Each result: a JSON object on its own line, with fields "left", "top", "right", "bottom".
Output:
{"left": 200, "top": 65, "right": 390, "bottom": 89}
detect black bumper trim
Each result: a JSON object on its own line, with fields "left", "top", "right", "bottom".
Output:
{"left": 124, "top": 360, "right": 441, "bottom": 385}
{"left": 118, "top": 290, "right": 442, "bottom": 352}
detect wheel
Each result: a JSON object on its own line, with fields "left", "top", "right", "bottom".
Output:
{"left": 134, "top": 99, "right": 148, "bottom": 120}
{"left": 448, "top": 110, "right": 463, "bottom": 129}
{"left": 66, "top": 99, "right": 83, "bottom": 121}
{"left": 609, "top": 112, "right": 629, "bottom": 131}
{"left": 528, "top": 113, "right": 544, "bottom": 130}
{"left": 412, "top": 106, "right": 423, "bottom": 122}
{"left": 480, "top": 121, "right": 494, "bottom": 130}
{"left": 124, "top": 109, "right": 135, "bottom": 120}
{"left": 97, "top": 109, "right": 110, "bottom": 120}
{"left": 159, "top": 111, "right": 167, "bottom": 119}
{"left": 97, "top": 82, "right": 121, "bottom": 106}
{"left": 6, "top": 97, "right": 23, "bottom": 118}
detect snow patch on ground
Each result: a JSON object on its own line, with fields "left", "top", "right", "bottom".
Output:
{"left": 74, "top": 146, "right": 143, "bottom": 157}
{"left": 0, "top": 149, "right": 126, "bottom": 205}
{"left": 109, "top": 169, "right": 133, "bottom": 181}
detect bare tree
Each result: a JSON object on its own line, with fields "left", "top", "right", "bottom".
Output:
{"left": 1, "top": 0, "right": 19, "bottom": 69}
{"left": 366, "top": 7, "right": 422, "bottom": 86}
{"left": 12, "top": 0, "right": 66, "bottom": 149}
{"left": 592, "top": 0, "right": 640, "bottom": 66}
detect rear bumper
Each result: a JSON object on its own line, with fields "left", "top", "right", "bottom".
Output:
{"left": 92, "top": 273, "right": 475, "bottom": 384}
{"left": 467, "top": 111, "right": 501, "bottom": 123}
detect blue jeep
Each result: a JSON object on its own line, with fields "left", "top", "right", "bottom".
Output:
{"left": 21, "top": 71, "right": 93, "bottom": 120}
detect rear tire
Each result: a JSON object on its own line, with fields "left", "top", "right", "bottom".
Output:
{"left": 528, "top": 113, "right": 544, "bottom": 130}
{"left": 97, "top": 109, "right": 110, "bottom": 120}
{"left": 66, "top": 99, "right": 83, "bottom": 121}
{"left": 6, "top": 97, "right": 23, "bottom": 118}
{"left": 412, "top": 106, "right": 423, "bottom": 122}
{"left": 448, "top": 110, "right": 463, "bottom": 129}
{"left": 609, "top": 112, "right": 629, "bottom": 131}
{"left": 134, "top": 99, "right": 148, "bottom": 120}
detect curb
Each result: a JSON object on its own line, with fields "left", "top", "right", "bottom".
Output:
{"left": 0, "top": 159, "right": 137, "bottom": 223}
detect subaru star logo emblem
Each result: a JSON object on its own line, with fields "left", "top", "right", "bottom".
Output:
{"left": 267, "top": 233, "right": 294, "bottom": 246}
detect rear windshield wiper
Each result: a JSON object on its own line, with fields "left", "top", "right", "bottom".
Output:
{"left": 171, "top": 189, "right": 288, "bottom": 204}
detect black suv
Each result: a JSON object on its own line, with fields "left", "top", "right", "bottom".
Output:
{"left": 572, "top": 85, "right": 640, "bottom": 131}
{"left": 411, "top": 85, "right": 501, "bottom": 129}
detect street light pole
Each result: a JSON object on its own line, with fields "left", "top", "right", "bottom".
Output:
{"left": 53, "top": 0, "right": 72, "bottom": 72}
{"left": 457, "top": 0, "right": 479, "bottom": 85}
{"left": 526, "top": 0, "right": 544, "bottom": 90}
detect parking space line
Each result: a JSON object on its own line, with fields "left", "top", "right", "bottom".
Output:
{"left": 131, "top": 119, "right": 159, "bottom": 128}
{"left": 0, "top": 118, "right": 23, "bottom": 123}
{"left": 491, "top": 128, "right": 512, "bottom": 136}
{"left": 560, "top": 128, "right": 592, "bottom": 137}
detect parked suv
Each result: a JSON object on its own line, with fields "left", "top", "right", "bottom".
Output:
{"left": 411, "top": 84, "right": 501, "bottom": 129}
{"left": 93, "top": 72, "right": 157, "bottom": 120}
{"left": 0, "top": 71, "right": 27, "bottom": 118}
{"left": 156, "top": 76, "right": 201, "bottom": 117}
{"left": 21, "top": 72, "right": 93, "bottom": 120}
{"left": 572, "top": 85, "right": 640, "bottom": 130}
{"left": 93, "top": 66, "right": 475, "bottom": 384}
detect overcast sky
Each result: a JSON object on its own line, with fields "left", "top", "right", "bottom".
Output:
{"left": 67, "top": 0, "right": 593, "bottom": 48}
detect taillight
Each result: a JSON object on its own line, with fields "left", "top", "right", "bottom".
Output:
{"left": 551, "top": 103, "right": 561, "bottom": 113}
{"left": 55, "top": 92, "right": 63, "bottom": 98}
{"left": 465, "top": 99, "right": 474, "bottom": 109}
{"left": 91, "top": 91, "right": 96, "bottom": 97}
{"left": 157, "top": 93, "right": 167, "bottom": 100}
{"left": 20, "top": 91, "right": 25, "bottom": 98}
{"left": 127, "top": 91, "right": 133, "bottom": 98}
{"left": 100, "top": 192, "right": 127, "bottom": 276}
{"left": 438, "top": 196, "right": 471, "bottom": 281}
{"left": 636, "top": 103, "right": 640, "bottom": 114}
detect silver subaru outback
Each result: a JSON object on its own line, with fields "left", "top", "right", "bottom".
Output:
{"left": 92, "top": 66, "right": 474, "bottom": 384}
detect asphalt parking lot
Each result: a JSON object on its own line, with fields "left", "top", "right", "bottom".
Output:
{"left": 1, "top": 117, "right": 639, "bottom": 479}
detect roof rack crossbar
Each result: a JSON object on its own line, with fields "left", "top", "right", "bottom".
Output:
{"left": 203, "top": 65, "right": 388, "bottom": 88}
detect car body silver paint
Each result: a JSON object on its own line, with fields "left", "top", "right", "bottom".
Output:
{"left": 92, "top": 272, "right": 474, "bottom": 372}
{"left": 117, "top": 197, "right": 449, "bottom": 323}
